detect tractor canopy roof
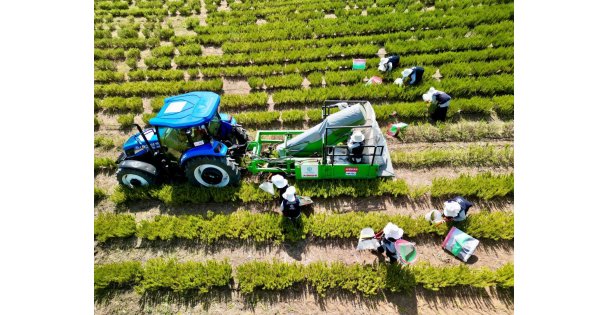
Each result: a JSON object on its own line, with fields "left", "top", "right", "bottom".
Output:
{"left": 149, "top": 91, "right": 220, "bottom": 128}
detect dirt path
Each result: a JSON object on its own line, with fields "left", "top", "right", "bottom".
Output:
{"left": 95, "top": 287, "right": 513, "bottom": 315}
{"left": 95, "top": 236, "right": 513, "bottom": 269}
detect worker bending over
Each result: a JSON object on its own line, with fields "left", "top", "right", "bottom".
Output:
{"left": 347, "top": 130, "right": 365, "bottom": 164}
{"left": 378, "top": 55, "right": 400, "bottom": 72}
{"left": 442, "top": 196, "right": 474, "bottom": 222}
{"left": 394, "top": 66, "right": 425, "bottom": 86}
{"left": 423, "top": 87, "right": 451, "bottom": 122}
{"left": 374, "top": 222, "right": 404, "bottom": 263}
{"left": 271, "top": 174, "right": 289, "bottom": 204}
{"left": 280, "top": 186, "right": 302, "bottom": 225}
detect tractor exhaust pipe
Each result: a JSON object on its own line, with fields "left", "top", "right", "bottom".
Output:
{"left": 133, "top": 124, "right": 155, "bottom": 153}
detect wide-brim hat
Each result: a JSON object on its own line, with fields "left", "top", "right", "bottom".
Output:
{"left": 271, "top": 174, "right": 288, "bottom": 188}
{"left": 282, "top": 186, "right": 296, "bottom": 202}
{"left": 401, "top": 68, "right": 413, "bottom": 77}
{"left": 383, "top": 222, "right": 404, "bottom": 240}
{"left": 351, "top": 130, "right": 365, "bottom": 142}
{"left": 443, "top": 201, "right": 461, "bottom": 217}
{"left": 422, "top": 87, "right": 437, "bottom": 102}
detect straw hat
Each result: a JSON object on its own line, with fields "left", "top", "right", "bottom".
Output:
{"left": 401, "top": 68, "right": 413, "bottom": 78}
{"left": 282, "top": 186, "right": 297, "bottom": 202}
{"left": 422, "top": 87, "right": 437, "bottom": 102}
{"left": 443, "top": 201, "right": 461, "bottom": 217}
{"left": 350, "top": 130, "right": 365, "bottom": 143}
{"left": 271, "top": 174, "right": 288, "bottom": 188}
{"left": 383, "top": 222, "right": 404, "bottom": 240}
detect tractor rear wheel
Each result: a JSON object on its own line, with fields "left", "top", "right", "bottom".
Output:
{"left": 185, "top": 157, "right": 240, "bottom": 187}
{"left": 116, "top": 168, "right": 157, "bottom": 188}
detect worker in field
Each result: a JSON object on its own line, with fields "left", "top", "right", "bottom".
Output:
{"left": 271, "top": 174, "right": 289, "bottom": 204}
{"left": 423, "top": 87, "right": 451, "bottom": 123}
{"left": 441, "top": 196, "right": 474, "bottom": 222}
{"left": 373, "top": 222, "right": 404, "bottom": 263}
{"left": 280, "top": 186, "right": 302, "bottom": 225}
{"left": 378, "top": 55, "right": 400, "bottom": 72}
{"left": 347, "top": 130, "right": 365, "bottom": 164}
{"left": 394, "top": 66, "right": 425, "bottom": 86}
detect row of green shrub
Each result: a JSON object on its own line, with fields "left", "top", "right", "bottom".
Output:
{"left": 391, "top": 144, "right": 513, "bottom": 169}
{"left": 272, "top": 74, "right": 513, "bottom": 105}
{"left": 193, "top": 4, "right": 512, "bottom": 43}
{"left": 94, "top": 157, "right": 116, "bottom": 172}
{"left": 94, "top": 210, "right": 513, "bottom": 244}
{"left": 248, "top": 74, "right": 304, "bottom": 90}
{"left": 95, "top": 97, "right": 143, "bottom": 113}
{"left": 110, "top": 172, "right": 514, "bottom": 205}
{"left": 94, "top": 258, "right": 231, "bottom": 294}
{"left": 94, "top": 80, "right": 223, "bottom": 97}
{"left": 398, "top": 120, "right": 514, "bottom": 143}
{"left": 219, "top": 21, "right": 512, "bottom": 53}
{"left": 229, "top": 95, "right": 512, "bottom": 127}
{"left": 94, "top": 259, "right": 513, "bottom": 296}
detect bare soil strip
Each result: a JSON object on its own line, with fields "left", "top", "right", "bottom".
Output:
{"left": 95, "top": 236, "right": 513, "bottom": 270}
{"left": 94, "top": 287, "right": 513, "bottom": 315}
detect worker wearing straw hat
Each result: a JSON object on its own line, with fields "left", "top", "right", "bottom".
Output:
{"left": 280, "top": 186, "right": 302, "bottom": 225}
{"left": 423, "top": 87, "right": 451, "bottom": 123}
{"left": 441, "top": 196, "right": 474, "bottom": 223}
{"left": 271, "top": 174, "right": 289, "bottom": 204}
{"left": 374, "top": 222, "right": 404, "bottom": 263}
{"left": 394, "top": 66, "right": 425, "bottom": 86}
{"left": 378, "top": 55, "right": 400, "bottom": 72}
{"left": 347, "top": 130, "right": 365, "bottom": 164}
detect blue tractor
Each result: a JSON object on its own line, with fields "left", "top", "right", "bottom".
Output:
{"left": 116, "top": 92, "right": 249, "bottom": 188}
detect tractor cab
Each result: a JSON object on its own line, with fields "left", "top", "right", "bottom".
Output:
{"left": 116, "top": 92, "right": 247, "bottom": 188}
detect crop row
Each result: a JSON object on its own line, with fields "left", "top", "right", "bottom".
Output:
{"left": 174, "top": 44, "right": 379, "bottom": 67}
{"left": 193, "top": 4, "right": 513, "bottom": 43}
{"left": 94, "top": 80, "right": 223, "bottom": 97}
{"left": 94, "top": 37, "right": 162, "bottom": 49}
{"left": 219, "top": 21, "right": 513, "bottom": 53}
{"left": 391, "top": 144, "right": 514, "bottom": 169}
{"left": 272, "top": 74, "right": 514, "bottom": 105}
{"left": 94, "top": 259, "right": 514, "bottom": 296}
{"left": 177, "top": 46, "right": 511, "bottom": 79}
{"left": 94, "top": 210, "right": 514, "bottom": 244}
{"left": 230, "top": 95, "right": 513, "bottom": 127}
{"left": 109, "top": 172, "right": 514, "bottom": 205}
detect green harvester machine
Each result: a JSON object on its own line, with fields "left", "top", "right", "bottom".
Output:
{"left": 246, "top": 100, "right": 395, "bottom": 180}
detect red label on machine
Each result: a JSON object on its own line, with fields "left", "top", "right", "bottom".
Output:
{"left": 345, "top": 167, "right": 358, "bottom": 176}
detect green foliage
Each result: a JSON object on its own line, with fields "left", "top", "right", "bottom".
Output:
{"left": 391, "top": 144, "right": 513, "bottom": 169}
{"left": 94, "top": 48, "right": 126, "bottom": 60}
{"left": 94, "top": 80, "right": 223, "bottom": 97}
{"left": 95, "top": 70, "right": 125, "bottom": 83}
{"left": 158, "top": 28, "right": 175, "bottom": 40}
{"left": 125, "top": 58, "right": 138, "bottom": 69}
{"left": 95, "top": 210, "right": 512, "bottom": 245}
{"left": 410, "top": 262, "right": 514, "bottom": 291}
{"left": 111, "top": 173, "right": 513, "bottom": 205}
{"left": 237, "top": 260, "right": 305, "bottom": 294}
{"left": 98, "top": 97, "right": 143, "bottom": 113}
{"left": 177, "top": 44, "right": 202, "bottom": 55}
{"left": 306, "top": 72, "right": 323, "bottom": 86}
{"left": 94, "top": 115, "right": 100, "bottom": 128}
{"left": 94, "top": 136, "right": 115, "bottom": 149}
{"left": 247, "top": 77, "right": 264, "bottom": 90}
{"left": 94, "top": 261, "right": 142, "bottom": 290}
{"left": 184, "top": 17, "right": 200, "bottom": 30}
{"left": 262, "top": 74, "right": 303, "bottom": 89}
{"left": 151, "top": 45, "right": 175, "bottom": 57}
{"left": 117, "top": 27, "right": 140, "bottom": 39}
{"left": 150, "top": 96, "right": 166, "bottom": 112}
{"left": 431, "top": 172, "right": 514, "bottom": 200}
{"left": 126, "top": 48, "right": 140, "bottom": 59}
{"left": 232, "top": 111, "right": 279, "bottom": 126}
{"left": 95, "top": 60, "right": 116, "bottom": 71}
{"left": 94, "top": 157, "right": 116, "bottom": 172}
{"left": 221, "top": 92, "right": 268, "bottom": 108}
{"left": 117, "top": 113, "right": 135, "bottom": 128}
{"left": 144, "top": 56, "right": 172, "bottom": 69}
{"left": 399, "top": 120, "right": 514, "bottom": 142}
{"left": 128, "top": 70, "right": 185, "bottom": 81}
{"left": 136, "top": 258, "right": 232, "bottom": 294}
{"left": 280, "top": 110, "right": 305, "bottom": 123}
{"left": 94, "top": 186, "right": 107, "bottom": 202}
{"left": 94, "top": 213, "right": 136, "bottom": 242}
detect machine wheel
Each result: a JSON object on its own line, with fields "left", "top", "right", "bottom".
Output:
{"left": 185, "top": 157, "right": 240, "bottom": 187}
{"left": 117, "top": 168, "right": 157, "bottom": 188}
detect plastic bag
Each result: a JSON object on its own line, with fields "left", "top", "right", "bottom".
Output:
{"left": 258, "top": 182, "right": 275, "bottom": 195}
{"left": 365, "top": 76, "right": 382, "bottom": 86}
{"left": 352, "top": 59, "right": 366, "bottom": 70}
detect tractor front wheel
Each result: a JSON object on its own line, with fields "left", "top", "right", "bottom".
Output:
{"left": 185, "top": 157, "right": 240, "bottom": 187}
{"left": 116, "top": 168, "right": 157, "bottom": 188}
